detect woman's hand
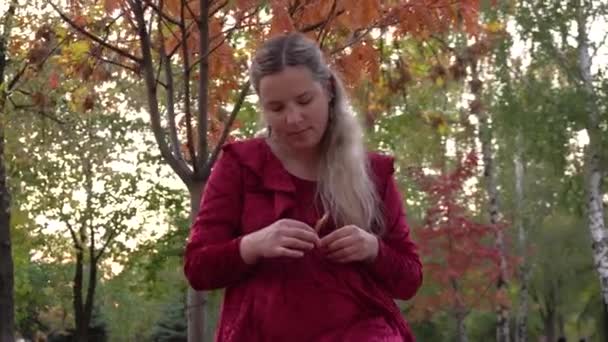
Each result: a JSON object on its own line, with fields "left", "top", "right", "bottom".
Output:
{"left": 240, "top": 219, "right": 320, "bottom": 264}
{"left": 319, "top": 225, "right": 379, "bottom": 263}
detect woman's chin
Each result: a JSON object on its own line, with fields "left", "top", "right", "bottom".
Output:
{"left": 293, "top": 132, "right": 323, "bottom": 145}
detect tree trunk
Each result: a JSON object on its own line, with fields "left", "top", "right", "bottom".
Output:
{"left": 471, "top": 61, "right": 510, "bottom": 342}
{"left": 0, "top": 111, "right": 14, "bottom": 342}
{"left": 187, "top": 184, "right": 206, "bottom": 342}
{"left": 456, "top": 309, "right": 469, "bottom": 342}
{"left": 543, "top": 307, "right": 555, "bottom": 342}
{"left": 514, "top": 132, "right": 530, "bottom": 342}
{"left": 557, "top": 311, "right": 565, "bottom": 338}
{"left": 73, "top": 248, "right": 88, "bottom": 342}
{"left": 73, "top": 253, "right": 97, "bottom": 342}
{"left": 576, "top": 0, "right": 608, "bottom": 306}
{"left": 603, "top": 300, "right": 608, "bottom": 341}
{"left": 0, "top": 5, "right": 16, "bottom": 340}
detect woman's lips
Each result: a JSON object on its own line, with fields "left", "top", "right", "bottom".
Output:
{"left": 287, "top": 128, "right": 311, "bottom": 136}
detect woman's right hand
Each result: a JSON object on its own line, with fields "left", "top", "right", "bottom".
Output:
{"left": 240, "top": 219, "right": 320, "bottom": 264}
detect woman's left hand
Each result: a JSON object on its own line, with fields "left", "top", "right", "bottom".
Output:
{"left": 319, "top": 225, "right": 379, "bottom": 263}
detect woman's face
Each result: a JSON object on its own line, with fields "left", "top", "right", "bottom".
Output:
{"left": 259, "top": 65, "right": 331, "bottom": 152}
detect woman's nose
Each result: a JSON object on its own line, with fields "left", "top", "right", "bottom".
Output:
{"left": 285, "top": 104, "right": 304, "bottom": 124}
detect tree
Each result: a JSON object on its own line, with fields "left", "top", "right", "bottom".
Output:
{"left": 0, "top": 1, "right": 19, "bottom": 340}
{"left": 409, "top": 152, "right": 508, "bottom": 342}
{"left": 516, "top": 0, "right": 608, "bottom": 306}
{"left": 12, "top": 102, "right": 146, "bottom": 341}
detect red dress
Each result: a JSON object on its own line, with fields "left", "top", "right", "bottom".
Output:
{"left": 184, "top": 138, "right": 422, "bottom": 341}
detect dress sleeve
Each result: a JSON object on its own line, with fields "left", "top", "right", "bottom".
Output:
{"left": 184, "top": 148, "right": 255, "bottom": 290}
{"left": 365, "top": 158, "right": 423, "bottom": 300}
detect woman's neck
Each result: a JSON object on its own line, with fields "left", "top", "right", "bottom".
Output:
{"left": 266, "top": 138, "right": 321, "bottom": 179}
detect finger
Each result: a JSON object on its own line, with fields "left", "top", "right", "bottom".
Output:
{"left": 324, "top": 236, "right": 354, "bottom": 253}
{"left": 326, "top": 246, "right": 357, "bottom": 261}
{"left": 319, "top": 226, "right": 355, "bottom": 248}
{"left": 334, "top": 248, "right": 364, "bottom": 263}
{"left": 284, "top": 227, "right": 320, "bottom": 245}
{"left": 277, "top": 247, "right": 305, "bottom": 258}
{"left": 281, "top": 219, "right": 315, "bottom": 232}
{"left": 281, "top": 237, "right": 315, "bottom": 251}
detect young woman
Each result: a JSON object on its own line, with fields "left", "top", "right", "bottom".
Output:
{"left": 184, "top": 32, "right": 422, "bottom": 342}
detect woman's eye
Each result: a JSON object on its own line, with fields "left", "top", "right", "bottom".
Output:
{"left": 269, "top": 104, "right": 284, "bottom": 112}
{"left": 297, "top": 96, "right": 312, "bottom": 105}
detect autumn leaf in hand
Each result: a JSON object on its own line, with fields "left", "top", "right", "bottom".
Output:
{"left": 314, "top": 212, "right": 329, "bottom": 233}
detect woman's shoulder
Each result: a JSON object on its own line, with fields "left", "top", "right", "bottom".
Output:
{"left": 222, "top": 137, "right": 267, "bottom": 154}
{"left": 219, "top": 137, "right": 269, "bottom": 174}
{"left": 367, "top": 151, "right": 395, "bottom": 178}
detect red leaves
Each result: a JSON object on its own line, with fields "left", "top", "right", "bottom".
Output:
{"left": 410, "top": 151, "right": 512, "bottom": 320}
{"left": 49, "top": 72, "right": 60, "bottom": 90}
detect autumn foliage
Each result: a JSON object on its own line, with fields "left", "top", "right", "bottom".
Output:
{"left": 408, "top": 152, "right": 514, "bottom": 322}
{"left": 30, "top": 0, "right": 485, "bottom": 158}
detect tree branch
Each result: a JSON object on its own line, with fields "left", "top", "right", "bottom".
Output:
{"left": 167, "top": 21, "right": 196, "bottom": 58}
{"left": 179, "top": 0, "right": 197, "bottom": 173}
{"left": 206, "top": 80, "right": 250, "bottom": 170}
{"left": 49, "top": 0, "right": 142, "bottom": 64}
{"left": 9, "top": 98, "right": 66, "bottom": 124}
{"left": 94, "top": 201, "right": 134, "bottom": 263}
{"left": 211, "top": 0, "right": 229, "bottom": 16}
{"left": 590, "top": 29, "right": 608, "bottom": 62}
{"left": 301, "top": 7, "right": 344, "bottom": 33}
{"left": 96, "top": 55, "right": 140, "bottom": 74}
{"left": 329, "top": 26, "right": 375, "bottom": 55}
{"left": 63, "top": 216, "right": 82, "bottom": 249}
{"left": 317, "top": 0, "right": 338, "bottom": 48}
{"left": 187, "top": 7, "right": 261, "bottom": 74}
{"left": 158, "top": 0, "right": 183, "bottom": 162}
{"left": 195, "top": 0, "right": 210, "bottom": 169}
{"left": 7, "top": 35, "right": 67, "bottom": 92}
{"left": 145, "top": 0, "right": 181, "bottom": 25}
{"left": 131, "top": 0, "right": 192, "bottom": 183}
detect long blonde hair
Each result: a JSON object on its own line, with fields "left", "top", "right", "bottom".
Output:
{"left": 249, "top": 32, "right": 384, "bottom": 234}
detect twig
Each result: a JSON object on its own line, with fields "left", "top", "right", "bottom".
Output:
{"left": 48, "top": 0, "right": 142, "bottom": 63}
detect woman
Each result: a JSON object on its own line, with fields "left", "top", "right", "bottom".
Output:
{"left": 184, "top": 32, "right": 422, "bottom": 341}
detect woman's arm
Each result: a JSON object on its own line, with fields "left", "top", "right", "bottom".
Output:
{"left": 365, "top": 165, "right": 423, "bottom": 300}
{"left": 183, "top": 149, "right": 255, "bottom": 291}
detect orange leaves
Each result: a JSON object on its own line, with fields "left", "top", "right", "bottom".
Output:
{"left": 294, "top": 0, "right": 335, "bottom": 32}
{"left": 389, "top": 0, "right": 481, "bottom": 38}
{"left": 165, "top": 0, "right": 186, "bottom": 17}
{"left": 459, "top": 0, "right": 481, "bottom": 36}
{"left": 269, "top": 1, "right": 295, "bottom": 37}
{"left": 334, "top": 42, "right": 379, "bottom": 86}
{"left": 73, "top": 15, "right": 88, "bottom": 28}
{"left": 104, "top": 0, "right": 122, "bottom": 14}
{"left": 338, "top": 0, "right": 380, "bottom": 29}
{"left": 233, "top": 0, "right": 259, "bottom": 11}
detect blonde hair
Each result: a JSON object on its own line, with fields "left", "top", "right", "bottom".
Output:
{"left": 250, "top": 32, "right": 384, "bottom": 234}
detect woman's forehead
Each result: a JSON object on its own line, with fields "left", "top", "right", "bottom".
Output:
{"left": 259, "top": 66, "right": 321, "bottom": 101}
